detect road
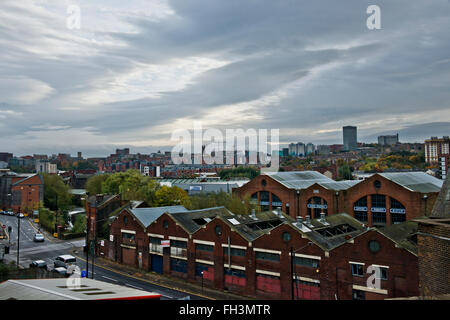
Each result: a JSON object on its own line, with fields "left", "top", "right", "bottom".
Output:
{"left": 0, "top": 214, "right": 205, "bottom": 300}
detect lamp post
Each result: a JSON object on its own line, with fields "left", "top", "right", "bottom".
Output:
{"left": 290, "top": 242, "right": 313, "bottom": 300}
{"left": 16, "top": 206, "right": 21, "bottom": 269}
{"left": 201, "top": 271, "right": 204, "bottom": 294}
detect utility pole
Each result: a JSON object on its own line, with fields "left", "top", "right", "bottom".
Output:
{"left": 17, "top": 207, "right": 21, "bottom": 269}
{"left": 86, "top": 206, "right": 90, "bottom": 278}
{"left": 290, "top": 247, "right": 294, "bottom": 300}
{"left": 92, "top": 218, "right": 95, "bottom": 279}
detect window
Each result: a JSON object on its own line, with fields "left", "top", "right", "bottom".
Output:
{"left": 215, "top": 225, "right": 222, "bottom": 236}
{"left": 353, "top": 196, "right": 368, "bottom": 223}
{"left": 390, "top": 198, "right": 406, "bottom": 224}
{"left": 255, "top": 251, "right": 280, "bottom": 262}
{"left": 223, "top": 248, "right": 246, "bottom": 257}
{"left": 352, "top": 289, "right": 365, "bottom": 300}
{"left": 368, "top": 240, "right": 380, "bottom": 253}
{"left": 282, "top": 232, "right": 291, "bottom": 243}
{"left": 163, "top": 220, "right": 169, "bottom": 229}
{"left": 373, "top": 180, "right": 381, "bottom": 189}
{"left": 171, "top": 240, "right": 187, "bottom": 248}
{"left": 196, "top": 243, "right": 214, "bottom": 252}
{"left": 351, "top": 263, "right": 364, "bottom": 277}
{"left": 371, "top": 194, "right": 386, "bottom": 209}
{"left": 307, "top": 197, "right": 328, "bottom": 219}
{"left": 294, "top": 257, "right": 320, "bottom": 268}
{"left": 225, "top": 268, "right": 246, "bottom": 278}
{"left": 122, "top": 232, "right": 135, "bottom": 240}
{"left": 375, "top": 267, "right": 388, "bottom": 280}
{"left": 123, "top": 216, "right": 128, "bottom": 225}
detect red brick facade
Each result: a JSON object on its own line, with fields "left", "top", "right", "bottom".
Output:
{"left": 234, "top": 173, "right": 439, "bottom": 227}
{"left": 10, "top": 174, "right": 43, "bottom": 213}
{"left": 101, "top": 208, "right": 419, "bottom": 300}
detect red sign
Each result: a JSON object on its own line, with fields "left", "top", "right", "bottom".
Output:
{"left": 161, "top": 240, "right": 170, "bottom": 248}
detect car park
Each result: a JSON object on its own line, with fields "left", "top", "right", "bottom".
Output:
{"left": 33, "top": 233, "right": 45, "bottom": 242}
{"left": 30, "top": 260, "right": 47, "bottom": 268}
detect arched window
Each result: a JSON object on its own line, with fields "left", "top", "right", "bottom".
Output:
{"left": 271, "top": 193, "right": 282, "bottom": 208}
{"left": 390, "top": 198, "right": 406, "bottom": 224}
{"left": 250, "top": 192, "right": 258, "bottom": 204}
{"left": 371, "top": 195, "right": 386, "bottom": 226}
{"left": 307, "top": 197, "right": 328, "bottom": 219}
{"left": 260, "top": 191, "right": 270, "bottom": 211}
{"left": 353, "top": 196, "right": 368, "bottom": 223}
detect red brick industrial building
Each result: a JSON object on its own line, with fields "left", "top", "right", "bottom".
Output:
{"left": 0, "top": 171, "right": 43, "bottom": 213}
{"left": 233, "top": 171, "right": 441, "bottom": 227}
{"left": 100, "top": 204, "right": 420, "bottom": 300}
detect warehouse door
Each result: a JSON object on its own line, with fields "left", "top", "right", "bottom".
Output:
{"left": 151, "top": 254, "right": 163, "bottom": 274}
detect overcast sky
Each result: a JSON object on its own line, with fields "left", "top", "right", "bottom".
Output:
{"left": 0, "top": 0, "right": 449, "bottom": 157}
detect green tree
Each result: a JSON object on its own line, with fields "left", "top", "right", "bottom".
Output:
{"left": 154, "top": 186, "right": 190, "bottom": 207}
{"left": 85, "top": 174, "right": 109, "bottom": 195}
{"left": 42, "top": 173, "right": 72, "bottom": 213}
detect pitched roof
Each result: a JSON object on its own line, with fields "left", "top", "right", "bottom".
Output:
{"left": 377, "top": 221, "right": 418, "bottom": 255}
{"left": 130, "top": 205, "right": 188, "bottom": 228}
{"left": 378, "top": 172, "right": 443, "bottom": 193}
{"left": 262, "top": 171, "right": 334, "bottom": 190}
{"left": 169, "top": 207, "right": 234, "bottom": 234}
{"left": 430, "top": 174, "right": 450, "bottom": 218}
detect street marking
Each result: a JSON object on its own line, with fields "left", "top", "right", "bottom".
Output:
{"left": 125, "top": 283, "right": 144, "bottom": 290}
{"left": 101, "top": 275, "right": 119, "bottom": 282}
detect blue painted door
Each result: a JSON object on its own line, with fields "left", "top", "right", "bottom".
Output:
{"left": 151, "top": 254, "right": 163, "bottom": 274}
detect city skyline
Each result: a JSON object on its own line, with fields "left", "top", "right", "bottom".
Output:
{"left": 0, "top": 1, "right": 449, "bottom": 157}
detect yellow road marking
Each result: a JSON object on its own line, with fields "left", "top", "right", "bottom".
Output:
{"left": 74, "top": 255, "right": 215, "bottom": 300}
{"left": 26, "top": 218, "right": 54, "bottom": 242}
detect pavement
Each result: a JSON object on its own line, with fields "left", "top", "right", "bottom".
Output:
{"left": 78, "top": 253, "right": 253, "bottom": 301}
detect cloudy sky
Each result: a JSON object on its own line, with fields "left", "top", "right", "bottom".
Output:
{"left": 1, "top": 0, "right": 449, "bottom": 157}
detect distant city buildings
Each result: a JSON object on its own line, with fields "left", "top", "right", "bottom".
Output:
{"left": 35, "top": 159, "right": 57, "bottom": 174}
{"left": 425, "top": 136, "right": 450, "bottom": 164}
{"left": 378, "top": 133, "right": 399, "bottom": 146}
{"left": 343, "top": 126, "right": 357, "bottom": 151}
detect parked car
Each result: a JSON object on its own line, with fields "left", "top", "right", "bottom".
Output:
{"left": 17, "top": 213, "right": 24, "bottom": 218}
{"left": 54, "top": 255, "right": 76, "bottom": 269}
{"left": 7, "top": 211, "right": 14, "bottom": 216}
{"left": 30, "top": 260, "right": 47, "bottom": 268}
{"left": 52, "top": 267, "right": 69, "bottom": 276}
{"left": 33, "top": 233, "right": 45, "bottom": 242}
{"left": 0, "top": 210, "right": 5, "bottom": 215}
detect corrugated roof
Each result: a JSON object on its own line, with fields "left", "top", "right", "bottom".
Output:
{"left": 263, "top": 171, "right": 334, "bottom": 190}
{"left": 130, "top": 206, "right": 188, "bottom": 228}
{"left": 0, "top": 278, "right": 160, "bottom": 300}
{"left": 378, "top": 172, "right": 443, "bottom": 193}
{"left": 318, "top": 180, "right": 361, "bottom": 191}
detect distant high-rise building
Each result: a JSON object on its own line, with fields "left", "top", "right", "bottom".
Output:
{"left": 296, "top": 142, "right": 305, "bottom": 156}
{"left": 343, "top": 126, "right": 357, "bottom": 151}
{"left": 305, "top": 143, "right": 315, "bottom": 155}
{"left": 425, "top": 136, "right": 450, "bottom": 164}
{"left": 116, "top": 148, "right": 130, "bottom": 156}
{"left": 378, "top": 134, "right": 399, "bottom": 146}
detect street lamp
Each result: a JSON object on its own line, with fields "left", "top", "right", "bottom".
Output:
{"left": 290, "top": 242, "right": 313, "bottom": 300}
{"left": 201, "top": 271, "right": 204, "bottom": 294}
{"left": 16, "top": 206, "right": 21, "bottom": 269}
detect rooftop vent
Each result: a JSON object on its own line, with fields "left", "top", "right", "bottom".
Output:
{"left": 276, "top": 207, "right": 282, "bottom": 217}
{"left": 251, "top": 209, "right": 257, "bottom": 220}
{"left": 320, "top": 212, "right": 326, "bottom": 223}
{"left": 296, "top": 216, "right": 302, "bottom": 227}
{"left": 305, "top": 215, "right": 312, "bottom": 225}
